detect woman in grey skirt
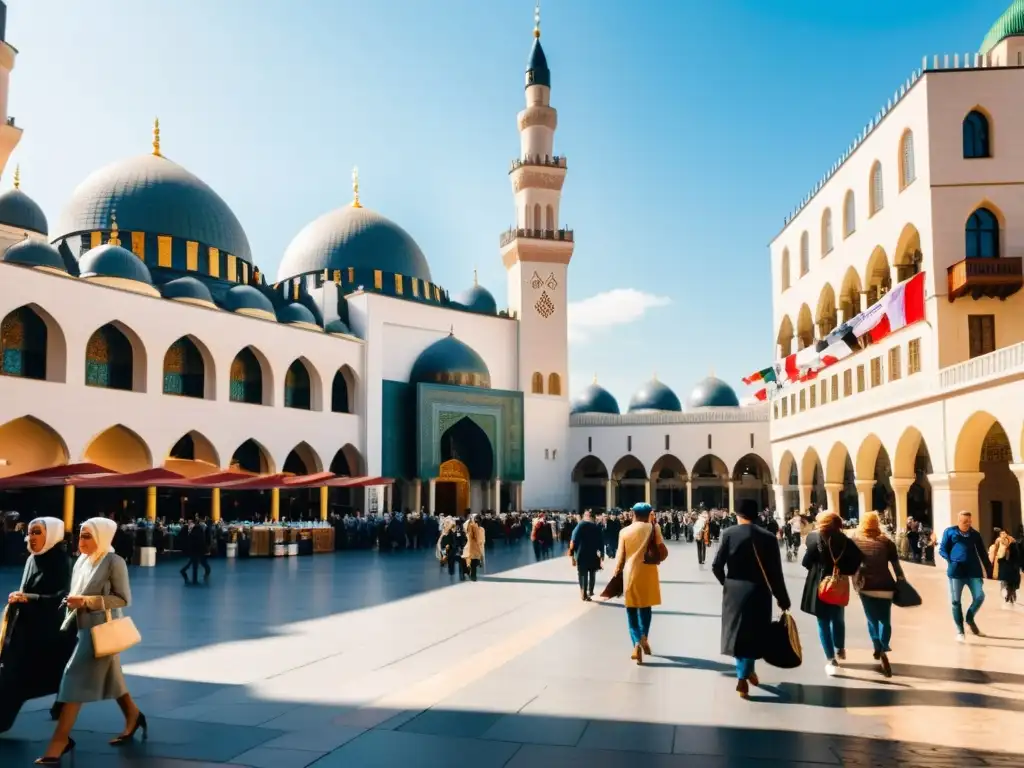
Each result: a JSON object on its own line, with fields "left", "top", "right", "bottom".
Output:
{"left": 36, "top": 518, "right": 147, "bottom": 764}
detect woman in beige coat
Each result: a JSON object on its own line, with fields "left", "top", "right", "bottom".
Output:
{"left": 613, "top": 503, "right": 668, "bottom": 664}
{"left": 462, "top": 515, "right": 486, "bottom": 582}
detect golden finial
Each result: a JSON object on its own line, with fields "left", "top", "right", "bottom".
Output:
{"left": 351, "top": 166, "right": 362, "bottom": 208}
{"left": 152, "top": 117, "right": 161, "bottom": 157}
{"left": 12, "top": 164, "right": 19, "bottom": 190}
{"left": 473, "top": 268, "right": 478, "bottom": 286}
{"left": 108, "top": 209, "right": 122, "bottom": 247}
{"left": 592, "top": 373, "right": 598, "bottom": 385}
{"left": 533, "top": 1, "right": 541, "bottom": 38}
{"left": 449, "top": 325, "right": 454, "bottom": 336}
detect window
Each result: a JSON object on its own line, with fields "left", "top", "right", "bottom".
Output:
{"left": 587, "top": 437, "right": 592, "bottom": 452}
{"left": 774, "top": 403, "right": 780, "bottom": 419}
{"left": 856, "top": 365, "right": 865, "bottom": 392}
{"left": 888, "top": 346, "right": 902, "bottom": 381}
{"left": 394, "top": 274, "right": 404, "bottom": 294}
{"left": 963, "top": 110, "right": 990, "bottom": 158}
{"left": 843, "top": 370, "right": 852, "bottom": 396}
{"left": 627, "top": 435, "right": 632, "bottom": 452}
{"left": 707, "top": 434, "right": 713, "bottom": 450}
{"left": 908, "top": 339, "right": 921, "bottom": 374}
{"left": 665, "top": 435, "right": 670, "bottom": 451}
{"left": 799, "top": 389, "right": 806, "bottom": 411}
{"left": 968, "top": 315, "right": 996, "bottom": 358}
{"left": 809, "top": 386, "right": 816, "bottom": 408}
{"left": 546, "top": 205, "right": 554, "bottom": 230}
{"left": 820, "top": 380, "right": 827, "bottom": 404}
{"left": 831, "top": 374, "right": 839, "bottom": 400}
{"left": 900, "top": 131, "right": 915, "bottom": 189}
{"left": 531, "top": 372, "right": 543, "bottom": 394}
{"left": 821, "top": 209, "right": 833, "bottom": 255}
{"left": 781, "top": 248, "right": 791, "bottom": 291}
{"left": 750, "top": 433, "right": 755, "bottom": 449}
{"left": 869, "top": 162, "right": 884, "bottom": 215}
{"left": 843, "top": 190, "right": 856, "bottom": 237}
{"left": 870, "top": 357, "right": 882, "bottom": 387}
{"left": 158, "top": 235, "right": 173, "bottom": 268}
{"left": 799, "top": 231, "right": 810, "bottom": 276}
{"left": 965, "top": 207, "right": 999, "bottom": 258}
{"left": 781, "top": 399, "right": 788, "bottom": 417}
{"left": 789, "top": 394, "right": 795, "bottom": 413}
{"left": 548, "top": 372, "right": 561, "bottom": 396}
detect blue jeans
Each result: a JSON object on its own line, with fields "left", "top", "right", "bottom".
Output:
{"left": 816, "top": 602, "right": 846, "bottom": 660}
{"left": 859, "top": 595, "right": 892, "bottom": 653}
{"left": 949, "top": 577, "right": 985, "bottom": 633}
{"left": 735, "top": 657, "right": 756, "bottom": 680}
{"left": 626, "top": 607, "right": 652, "bottom": 646}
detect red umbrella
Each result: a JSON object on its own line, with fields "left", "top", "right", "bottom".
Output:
{"left": 75, "top": 468, "right": 186, "bottom": 489}
{"left": 0, "top": 463, "right": 116, "bottom": 490}
{"left": 283, "top": 472, "right": 335, "bottom": 488}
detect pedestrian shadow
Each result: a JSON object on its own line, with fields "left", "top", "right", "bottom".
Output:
{"left": 476, "top": 577, "right": 579, "bottom": 586}
{"left": 844, "top": 662, "right": 1024, "bottom": 686}
{"left": 640, "top": 655, "right": 737, "bottom": 674}
{"left": 589, "top": 602, "right": 720, "bottom": 618}
{"left": 751, "top": 683, "right": 1024, "bottom": 712}
{"left": 659, "top": 580, "right": 708, "bottom": 585}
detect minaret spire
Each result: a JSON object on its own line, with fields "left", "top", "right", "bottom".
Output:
{"left": 152, "top": 117, "right": 161, "bottom": 157}
{"left": 108, "top": 209, "right": 122, "bottom": 247}
{"left": 351, "top": 166, "right": 362, "bottom": 208}
{"left": 534, "top": 2, "right": 541, "bottom": 38}
{"left": 12, "top": 163, "right": 18, "bottom": 189}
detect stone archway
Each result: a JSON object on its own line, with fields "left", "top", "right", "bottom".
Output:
{"left": 164, "top": 431, "right": 220, "bottom": 477}
{"left": 439, "top": 416, "right": 494, "bottom": 515}
{"left": 651, "top": 454, "right": 687, "bottom": 509}
{"left": 611, "top": 455, "right": 647, "bottom": 509}
{"left": 732, "top": 453, "right": 771, "bottom": 510}
{"left": 83, "top": 424, "right": 152, "bottom": 473}
{"left": 978, "top": 421, "right": 1020, "bottom": 538}
{"left": 0, "top": 416, "right": 69, "bottom": 478}
{"left": 572, "top": 455, "right": 609, "bottom": 511}
{"left": 230, "top": 438, "right": 273, "bottom": 474}
{"left": 691, "top": 453, "right": 729, "bottom": 510}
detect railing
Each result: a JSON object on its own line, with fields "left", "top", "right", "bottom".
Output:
{"left": 500, "top": 227, "right": 574, "bottom": 247}
{"left": 947, "top": 256, "right": 1023, "bottom": 299}
{"left": 939, "top": 340, "right": 1024, "bottom": 391}
{"left": 571, "top": 406, "right": 769, "bottom": 427}
{"left": 509, "top": 155, "right": 567, "bottom": 172}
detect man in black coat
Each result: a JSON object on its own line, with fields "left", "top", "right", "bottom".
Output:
{"left": 180, "top": 519, "right": 211, "bottom": 585}
{"left": 570, "top": 510, "right": 604, "bottom": 600}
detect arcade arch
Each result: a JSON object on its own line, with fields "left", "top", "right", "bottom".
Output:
{"left": 815, "top": 284, "right": 838, "bottom": 339}
{"left": 776, "top": 315, "right": 794, "bottom": 358}
{"left": 83, "top": 424, "right": 152, "bottom": 473}
{"left": 611, "top": 454, "right": 647, "bottom": 509}
{"left": 230, "top": 439, "right": 274, "bottom": 474}
{"left": 651, "top": 454, "right": 687, "bottom": 508}
{"left": 0, "top": 416, "right": 69, "bottom": 478}
{"left": 164, "top": 431, "right": 220, "bottom": 477}
{"left": 690, "top": 453, "right": 729, "bottom": 509}
{"left": 572, "top": 455, "right": 609, "bottom": 510}
{"left": 732, "top": 453, "right": 771, "bottom": 509}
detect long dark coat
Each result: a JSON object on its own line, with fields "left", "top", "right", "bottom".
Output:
{"left": 0, "top": 546, "right": 75, "bottom": 732}
{"left": 800, "top": 530, "right": 864, "bottom": 617}
{"left": 570, "top": 520, "right": 604, "bottom": 570}
{"left": 712, "top": 524, "right": 791, "bottom": 659}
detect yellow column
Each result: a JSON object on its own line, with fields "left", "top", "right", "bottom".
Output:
{"left": 62, "top": 485, "right": 75, "bottom": 531}
{"left": 798, "top": 484, "right": 811, "bottom": 513}
{"left": 146, "top": 486, "right": 157, "bottom": 521}
{"left": 824, "top": 483, "right": 843, "bottom": 515}
{"left": 854, "top": 479, "right": 874, "bottom": 519}
{"left": 211, "top": 488, "right": 221, "bottom": 523}
{"left": 888, "top": 477, "right": 913, "bottom": 530}
{"left": 727, "top": 480, "right": 736, "bottom": 514}
{"left": 270, "top": 488, "right": 280, "bottom": 522}
{"left": 319, "top": 486, "right": 329, "bottom": 521}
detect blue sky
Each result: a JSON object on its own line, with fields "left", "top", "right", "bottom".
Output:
{"left": 6, "top": 0, "right": 1009, "bottom": 406}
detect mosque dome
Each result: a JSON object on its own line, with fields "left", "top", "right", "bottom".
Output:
{"left": 79, "top": 242, "right": 158, "bottom": 296}
{"left": 278, "top": 204, "right": 431, "bottom": 283}
{"left": 981, "top": 1, "right": 1024, "bottom": 54}
{"left": 455, "top": 275, "right": 497, "bottom": 315}
{"left": 2, "top": 239, "right": 66, "bottom": 273}
{"left": 221, "top": 284, "right": 276, "bottom": 320}
{"left": 686, "top": 376, "right": 740, "bottom": 409}
{"left": 161, "top": 276, "right": 215, "bottom": 308}
{"left": 277, "top": 302, "right": 319, "bottom": 329}
{"left": 570, "top": 381, "right": 620, "bottom": 415}
{"left": 628, "top": 378, "right": 682, "bottom": 413}
{"left": 324, "top": 318, "right": 352, "bottom": 336}
{"left": 409, "top": 333, "right": 491, "bottom": 388}
{"left": 55, "top": 152, "right": 251, "bottom": 263}
{"left": 0, "top": 187, "right": 48, "bottom": 235}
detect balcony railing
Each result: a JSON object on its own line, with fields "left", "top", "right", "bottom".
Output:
{"left": 939, "top": 340, "right": 1024, "bottom": 390}
{"left": 500, "top": 227, "right": 574, "bottom": 247}
{"left": 947, "top": 256, "right": 1023, "bottom": 301}
{"left": 509, "top": 155, "right": 567, "bottom": 173}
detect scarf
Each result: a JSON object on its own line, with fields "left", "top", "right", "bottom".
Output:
{"left": 26, "top": 517, "right": 65, "bottom": 556}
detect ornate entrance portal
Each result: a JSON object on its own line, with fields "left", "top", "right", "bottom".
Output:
{"left": 437, "top": 459, "right": 470, "bottom": 516}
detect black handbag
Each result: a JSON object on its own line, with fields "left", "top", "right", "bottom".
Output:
{"left": 753, "top": 543, "right": 803, "bottom": 668}
{"left": 892, "top": 579, "right": 922, "bottom": 608}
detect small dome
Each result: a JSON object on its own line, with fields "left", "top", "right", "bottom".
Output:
{"left": 161, "top": 276, "right": 214, "bottom": 307}
{"left": 79, "top": 244, "right": 157, "bottom": 296}
{"left": 0, "top": 188, "right": 48, "bottom": 235}
{"left": 571, "top": 382, "right": 620, "bottom": 415}
{"left": 2, "top": 239, "right": 66, "bottom": 273}
{"left": 687, "top": 376, "right": 740, "bottom": 409}
{"left": 277, "top": 302, "right": 319, "bottom": 329}
{"left": 410, "top": 334, "right": 490, "bottom": 388}
{"left": 455, "top": 278, "right": 497, "bottom": 315}
{"left": 981, "top": 1, "right": 1024, "bottom": 54}
{"left": 628, "top": 378, "right": 682, "bottom": 413}
{"left": 278, "top": 205, "right": 431, "bottom": 283}
{"left": 221, "top": 284, "right": 276, "bottom": 320}
{"left": 324, "top": 318, "right": 352, "bottom": 336}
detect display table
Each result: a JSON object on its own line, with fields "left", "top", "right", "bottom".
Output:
{"left": 312, "top": 528, "right": 335, "bottom": 553}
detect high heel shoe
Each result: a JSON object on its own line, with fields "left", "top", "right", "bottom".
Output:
{"left": 110, "top": 712, "right": 148, "bottom": 745}
{"left": 34, "top": 737, "right": 75, "bottom": 764}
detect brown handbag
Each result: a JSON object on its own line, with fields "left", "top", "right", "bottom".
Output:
{"left": 643, "top": 522, "right": 667, "bottom": 565}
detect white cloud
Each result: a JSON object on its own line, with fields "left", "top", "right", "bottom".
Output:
{"left": 567, "top": 288, "right": 671, "bottom": 343}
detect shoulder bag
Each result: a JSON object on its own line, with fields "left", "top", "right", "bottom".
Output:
{"left": 643, "top": 522, "right": 667, "bottom": 565}
{"left": 752, "top": 540, "right": 802, "bottom": 668}
{"left": 91, "top": 609, "right": 142, "bottom": 659}
{"left": 817, "top": 538, "right": 850, "bottom": 607}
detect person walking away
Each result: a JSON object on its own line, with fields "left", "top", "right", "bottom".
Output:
{"left": 611, "top": 503, "right": 668, "bottom": 664}
{"left": 605, "top": 513, "right": 621, "bottom": 558}
{"left": 852, "top": 511, "right": 904, "bottom": 678}
{"left": 462, "top": 514, "right": 486, "bottom": 582}
{"left": 939, "top": 510, "right": 991, "bottom": 641}
{"left": 436, "top": 517, "right": 458, "bottom": 577}
{"left": 570, "top": 510, "right": 604, "bottom": 600}
{"left": 179, "top": 519, "right": 210, "bottom": 585}
{"left": 1, "top": 518, "right": 75, "bottom": 732}
{"left": 801, "top": 511, "right": 863, "bottom": 676}
{"left": 988, "top": 528, "right": 1020, "bottom": 608}
{"left": 37, "top": 518, "right": 147, "bottom": 764}
{"left": 712, "top": 499, "right": 791, "bottom": 699}
{"left": 530, "top": 514, "right": 546, "bottom": 562}
{"left": 694, "top": 512, "right": 710, "bottom": 565}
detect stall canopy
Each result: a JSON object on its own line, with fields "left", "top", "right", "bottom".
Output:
{"left": 0, "top": 462, "right": 115, "bottom": 490}
{"left": 75, "top": 468, "right": 186, "bottom": 489}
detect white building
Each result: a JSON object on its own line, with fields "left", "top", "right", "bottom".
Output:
{"left": 767, "top": 2, "right": 1024, "bottom": 536}
{"left": 0, "top": 7, "right": 768, "bottom": 523}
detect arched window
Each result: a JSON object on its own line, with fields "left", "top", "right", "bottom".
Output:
{"left": 284, "top": 360, "right": 311, "bottom": 409}
{"left": 531, "top": 371, "right": 544, "bottom": 394}
{"left": 548, "top": 372, "right": 561, "bottom": 396}
{"left": 162, "top": 337, "right": 205, "bottom": 398}
{"left": 843, "top": 190, "right": 856, "bottom": 237}
{"left": 965, "top": 207, "right": 999, "bottom": 259}
{"left": 963, "top": 110, "right": 990, "bottom": 158}
{"left": 821, "top": 209, "right": 833, "bottom": 256}
{"left": 900, "top": 131, "right": 915, "bottom": 189}
{"left": 331, "top": 369, "right": 353, "bottom": 413}
{"left": 780, "top": 249, "right": 791, "bottom": 291}
{"left": 799, "top": 231, "right": 809, "bottom": 276}
{"left": 229, "top": 348, "right": 263, "bottom": 404}
{"left": 869, "top": 162, "right": 884, "bottom": 215}
{"left": 546, "top": 205, "right": 554, "bottom": 230}
{"left": 1, "top": 307, "right": 47, "bottom": 380}
{"left": 85, "top": 325, "right": 133, "bottom": 391}
{"left": 533, "top": 204, "right": 541, "bottom": 233}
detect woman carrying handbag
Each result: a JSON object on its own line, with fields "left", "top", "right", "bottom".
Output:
{"left": 36, "top": 518, "right": 146, "bottom": 765}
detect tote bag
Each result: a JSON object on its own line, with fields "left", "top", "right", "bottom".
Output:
{"left": 91, "top": 610, "right": 141, "bottom": 659}
{"left": 753, "top": 542, "right": 802, "bottom": 669}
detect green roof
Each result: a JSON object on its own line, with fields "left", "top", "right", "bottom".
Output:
{"left": 980, "top": 1, "right": 1024, "bottom": 55}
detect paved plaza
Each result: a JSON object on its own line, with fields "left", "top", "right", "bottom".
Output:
{"left": 2, "top": 539, "right": 1023, "bottom": 767}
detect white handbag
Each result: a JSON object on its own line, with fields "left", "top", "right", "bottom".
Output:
{"left": 91, "top": 609, "right": 142, "bottom": 658}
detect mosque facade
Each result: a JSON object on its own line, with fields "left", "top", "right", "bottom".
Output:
{"left": 766, "top": 1, "right": 1024, "bottom": 537}
{"left": 0, "top": 5, "right": 769, "bottom": 520}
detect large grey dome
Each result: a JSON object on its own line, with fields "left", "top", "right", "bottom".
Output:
{"left": 278, "top": 205, "right": 431, "bottom": 283}
{"left": 55, "top": 153, "right": 251, "bottom": 262}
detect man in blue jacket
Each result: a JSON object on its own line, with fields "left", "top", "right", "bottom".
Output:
{"left": 570, "top": 510, "right": 604, "bottom": 601}
{"left": 939, "top": 510, "right": 992, "bottom": 642}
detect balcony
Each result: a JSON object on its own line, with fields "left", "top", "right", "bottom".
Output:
{"left": 509, "top": 155, "right": 567, "bottom": 173}
{"left": 947, "top": 257, "right": 1023, "bottom": 302}
{"left": 500, "top": 227, "right": 574, "bottom": 248}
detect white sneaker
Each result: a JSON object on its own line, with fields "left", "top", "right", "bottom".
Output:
{"left": 955, "top": 633, "right": 966, "bottom": 643}
{"left": 825, "top": 661, "right": 839, "bottom": 677}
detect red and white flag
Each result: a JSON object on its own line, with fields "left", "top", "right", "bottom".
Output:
{"left": 850, "top": 272, "right": 926, "bottom": 344}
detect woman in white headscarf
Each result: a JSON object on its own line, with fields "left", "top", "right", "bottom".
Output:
{"left": 436, "top": 517, "right": 458, "bottom": 576}
{"left": 36, "top": 518, "right": 146, "bottom": 764}
{"left": 0, "top": 518, "right": 73, "bottom": 733}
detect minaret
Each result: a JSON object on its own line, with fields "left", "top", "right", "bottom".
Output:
{"left": 503, "top": 4, "right": 573, "bottom": 509}
{"left": 0, "top": 2, "right": 21, "bottom": 178}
